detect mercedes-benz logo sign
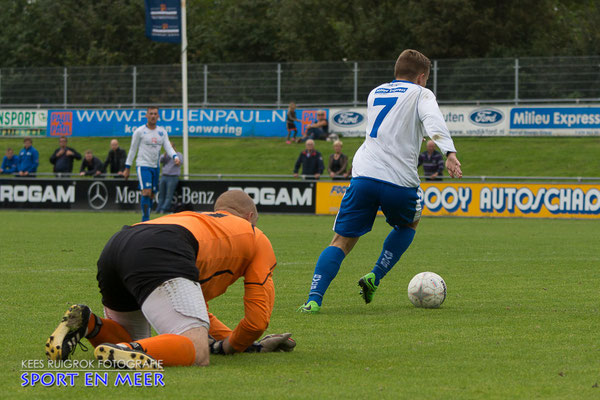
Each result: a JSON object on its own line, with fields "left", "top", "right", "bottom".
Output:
{"left": 87, "top": 181, "right": 109, "bottom": 210}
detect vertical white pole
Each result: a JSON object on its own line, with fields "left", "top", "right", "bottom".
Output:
{"left": 132, "top": 66, "right": 137, "bottom": 106}
{"left": 181, "top": 0, "right": 189, "bottom": 180}
{"left": 353, "top": 62, "right": 358, "bottom": 107}
{"left": 63, "top": 67, "right": 68, "bottom": 107}
{"left": 433, "top": 60, "right": 438, "bottom": 95}
{"left": 276, "top": 63, "right": 281, "bottom": 108}
{"left": 203, "top": 64, "right": 208, "bottom": 105}
{"left": 514, "top": 58, "right": 519, "bottom": 105}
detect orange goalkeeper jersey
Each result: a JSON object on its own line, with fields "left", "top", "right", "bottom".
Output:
{"left": 141, "top": 210, "right": 277, "bottom": 351}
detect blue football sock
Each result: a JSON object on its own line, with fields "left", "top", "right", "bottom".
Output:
{"left": 307, "top": 246, "right": 346, "bottom": 306}
{"left": 371, "top": 226, "right": 416, "bottom": 285}
{"left": 141, "top": 195, "right": 151, "bottom": 222}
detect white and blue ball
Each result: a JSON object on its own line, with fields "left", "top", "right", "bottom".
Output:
{"left": 407, "top": 272, "right": 447, "bottom": 308}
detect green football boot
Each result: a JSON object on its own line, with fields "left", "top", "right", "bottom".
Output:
{"left": 297, "top": 300, "right": 321, "bottom": 314}
{"left": 358, "top": 272, "right": 378, "bottom": 304}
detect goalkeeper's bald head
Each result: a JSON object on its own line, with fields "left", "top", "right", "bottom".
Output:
{"left": 214, "top": 190, "right": 258, "bottom": 225}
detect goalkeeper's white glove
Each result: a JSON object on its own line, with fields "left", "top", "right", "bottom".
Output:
{"left": 245, "top": 333, "right": 296, "bottom": 353}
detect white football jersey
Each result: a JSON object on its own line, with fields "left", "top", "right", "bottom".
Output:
{"left": 352, "top": 80, "right": 456, "bottom": 187}
{"left": 125, "top": 124, "right": 177, "bottom": 168}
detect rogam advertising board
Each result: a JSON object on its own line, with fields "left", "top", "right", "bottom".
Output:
{"left": 45, "top": 108, "right": 325, "bottom": 138}
{"left": 316, "top": 181, "right": 600, "bottom": 219}
{"left": 0, "top": 179, "right": 316, "bottom": 213}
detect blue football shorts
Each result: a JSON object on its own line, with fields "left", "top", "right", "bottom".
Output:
{"left": 333, "top": 177, "right": 423, "bottom": 237}
{"left": 137, "top": 166, "right": 159, "bottom": 192}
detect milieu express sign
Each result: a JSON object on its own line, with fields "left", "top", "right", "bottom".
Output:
{"left": 0, "top": 179, "right": 316, "bottom": 214}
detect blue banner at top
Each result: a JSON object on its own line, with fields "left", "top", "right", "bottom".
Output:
{"left": 45, "top": 108, "right": 325, "bottom": 138}
{"left": 145, "top": 0, "right": 181, "bottom": 43}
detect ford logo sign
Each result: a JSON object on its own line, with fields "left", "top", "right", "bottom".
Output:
{"left": 332, "top": 111, "right": 365, "bottom": 127}
{"left": 469, "top": 108, "right": 504, "bottom": 126}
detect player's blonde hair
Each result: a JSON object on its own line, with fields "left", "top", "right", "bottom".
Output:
{"left": 394, "top": 49, "right": 431, "bottom": 81}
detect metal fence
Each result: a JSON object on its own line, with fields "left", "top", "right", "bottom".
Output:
{"left": 1, "top": 56, "right": 599, "bottom": 108}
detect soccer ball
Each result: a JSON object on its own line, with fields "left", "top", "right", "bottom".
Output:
{"left": 407, "top": 272, "right": 447, "bottom": 308}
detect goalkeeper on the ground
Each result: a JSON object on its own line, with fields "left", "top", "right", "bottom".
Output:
{"left": 45, "top": 190, "right": 295, "bottom": 369}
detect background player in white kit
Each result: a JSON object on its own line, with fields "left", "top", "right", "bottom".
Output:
{"left": 298, "top": 49, "right": 463, "bottom": 313}
{"left": 124, "top": 106, "right": 180, "bottom": 221}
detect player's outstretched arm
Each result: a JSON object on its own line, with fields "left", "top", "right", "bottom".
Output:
{"left": 207, "top": 280, "right": 275, "bottom": 355}
{"left": 212, "top": 234, "right": 280, "bottom": 355}
{"left": 445, "top": 152, "right": 462, "bottom": 178}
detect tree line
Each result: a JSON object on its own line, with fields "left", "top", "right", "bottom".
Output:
{"left": 1, "top": 0, "right": 598, "bottom": 68}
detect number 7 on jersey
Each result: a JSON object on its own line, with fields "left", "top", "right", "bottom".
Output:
{"left": 370, "top": 97, "right": 398, "bottom": 138}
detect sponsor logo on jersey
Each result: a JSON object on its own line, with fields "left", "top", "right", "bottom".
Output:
{"left": 375, "top": 87, "right": 407, "bottom": 94}
{"left": 469, "top": 108, "right": 504, "bottom": 126}
{"left": 332, "top": 111, "right": 364, "bottom": 127}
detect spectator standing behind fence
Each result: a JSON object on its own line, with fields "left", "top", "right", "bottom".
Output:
{"left": 298, "top": 110, "right": 329, "bottom": 142}
{"left": 156, "top": 143, "right": 183, "bottom": 214}
{"left": 103, "top": 139, "right": 127, "bottom": 177}
{"left": 285, "top": 102, "right": 301, "bottom": 144}
{"left": 328, "top": 140, "right": 350, "bottom": 180}
{"left": 80, "top": 150, "right": 103, "bottom": 177}
{"left": 293, "top": 139, "right": 324, "bottom": 180}
{"left": 418, "top": 140, "right": 444, "bottom": 181}
{"left": 1, "top": 148, "right": 19, "bottom": 174}
{"left": 18, "top": 138, "right": 39, "bottom": 177}
{"left": 50, "top": 136, "right": 82, "bottom": 177}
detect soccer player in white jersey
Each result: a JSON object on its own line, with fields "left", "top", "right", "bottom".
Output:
{"left": 298, "top": 49, "right": 462, "bottom": 313}
{"left": 124, "top": 106, "right": 180, "bottom": 221}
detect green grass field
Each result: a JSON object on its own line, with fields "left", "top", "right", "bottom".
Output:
{"left": 1, "top": 136, "right": 599, "bottom": 177}
{"left": 1, "top": 211, "right": 599, "bottom": 399}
